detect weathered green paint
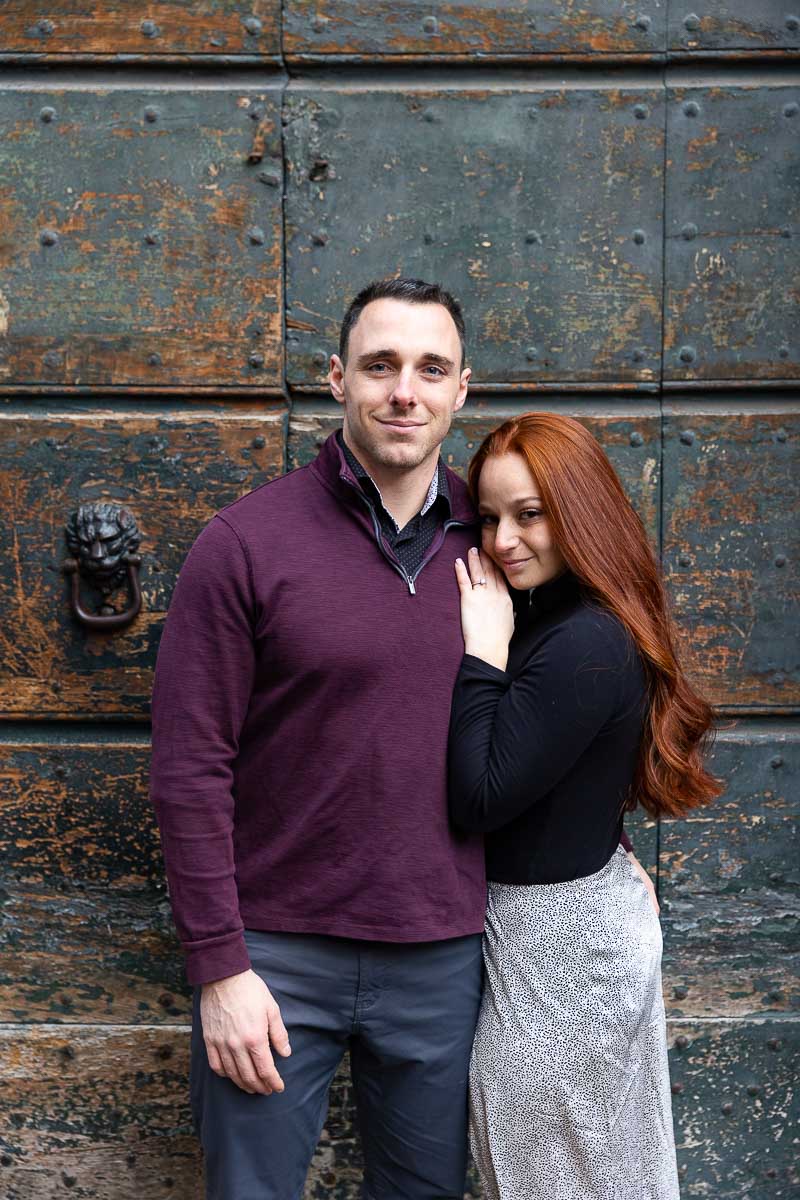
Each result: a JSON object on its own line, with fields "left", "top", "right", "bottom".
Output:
{"left": 664, "top": 84, "right": 800, "bottom": 383}
{"left": 661, "top": 403, "right": 798, "bottom": 710}
{"left": 661, "top": 724, "right": 799, "bottom": 1019}
{"left": 0, "top": 86, "right": 283, "bottom": 390}
{"left": 284, "top": 0, "right": 667, "bottom": 59}
{"left": 667, "top": 1, "right": 800, "bottom": 52}
{"left": 284, "top": 85, "right": 664, "bottom": 387}
{"left": 0, "top": 409, "right": 286, "bottom": 718}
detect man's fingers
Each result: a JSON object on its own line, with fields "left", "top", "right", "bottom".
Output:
{"left": 205, "top": 1042, "right": 224, "bottom": 1076}
{"left": 268, "top": 1007, "right": 292, "bottom": 1058}
{"left": 218, "top": 1047, "right": 247, "bottom": 1091}
{"left": 250, "top": 1042, "right": 285, "bottom": 1092}
{"left": 232, "top": 1045, "right": 266, "bottom": 1095}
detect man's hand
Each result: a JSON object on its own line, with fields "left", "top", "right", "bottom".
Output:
{"left": 627, "top": 851, "right": 660, "bottom": 916}
{"left": 201, "top": 968, "right": 291, "bottom": 1095}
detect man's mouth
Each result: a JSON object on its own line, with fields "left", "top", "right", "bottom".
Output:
{"left": 377, "top": 419, "right": 425, "bottom": 430}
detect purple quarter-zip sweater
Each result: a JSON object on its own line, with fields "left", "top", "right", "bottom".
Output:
{"left": 150, "top": 432, "right": 487, "bottom": 985}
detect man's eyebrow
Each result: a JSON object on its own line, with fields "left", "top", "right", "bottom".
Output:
{"left": 354, "top": 349, "right": 456, "bottom": 370}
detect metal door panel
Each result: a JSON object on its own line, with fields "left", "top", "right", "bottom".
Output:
{"left": 0, "top": 85, "right": 283, "bottom": 391}
{"left": 662, "top": 403, "right": 798, "bottom": 709}
{"left": 664, "top": 82, "right": 800, "bottom": 382}
{"left": 667, "top": 1, "right": 800, "bottom": 52}
{"left": 0, "top": 2, "right": 281, "bottom": 60}
{"left": 0, "top": 408, "right": 286, "bottom": 719}
{"left": 284, "top": 85, "right": 665, "bottom": 388}
{"left": 284, "top": 1, "right": 667, "bottom": 60}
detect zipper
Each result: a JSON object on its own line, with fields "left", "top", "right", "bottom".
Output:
{"left": 340, "top": 470, "right": 472, "bottom": 596}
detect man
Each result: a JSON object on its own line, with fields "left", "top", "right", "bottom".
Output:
{"left": 150, "top": 277, "right": 646, "bottom": 1198}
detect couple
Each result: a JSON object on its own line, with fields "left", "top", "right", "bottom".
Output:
{"left": 150, "top": 277, "right": 720, "bottom": 1199}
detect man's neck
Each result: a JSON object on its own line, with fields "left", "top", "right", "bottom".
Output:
{"left": 342, "top": 431, "right": 439, "bottom": 529}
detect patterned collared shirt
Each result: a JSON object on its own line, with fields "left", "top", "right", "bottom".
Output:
{"left": 338, "top": 431, "right": 452, "bottom": 576}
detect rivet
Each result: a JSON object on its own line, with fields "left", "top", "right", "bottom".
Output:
{"left": 781, "top": 227, "right": 792, "bottom": 238}
{"left": 768, "top": 989, "right": 783, "bottom": 1002}
{"left": 769, "top": 870, "right": 784, "bottom": 883}
{"left": 630, "top": 431, "right": 644, "bottom": 447}
{"left": 787, "top": 15, "right": 800, "bottom": 30}
{"left": 423, "top": 232, "right": 435, "bottom": 245}
{"left": 784, "top": 102, "right": 799, "bottom": 118}
{"left": 632, "top": 229, "right": 646, "bottom": 244}
{"left": 147, "top": 353, "right": 162, "bottom": 367}
{"left": 140, "top": 19, "right": 160, "bottom": 37}
{"left": 158, "top": 992, "right": 174, "bottom": 1008}
{"left": 62, "top": 1173, "right": 77, "bottom": 1188}
{"left": 423, "top": 109, "right": 438, "bottom": 123}
{"left": 676, "top": 1035, "right": 690, "bottom": 1049}
{"left": 747, "top": 1084, "right": 760, "bottom": 1095}
{"left": 40, "top": 228, "right": 59, "bottom": 246}
{"left": 679, "top": 345, "right": 696, "bottom": 364}
{"left": 0, "top": 1154, "right": 12, "bottom": 1166}
{"left": 258, "top": 169, "right": 281, "bottom": 188}
{"left": 311, "top": 14, "right": 329, "bottom": 32}
{"left": 527, "top": 17, "right": 537, "bottom": 29}
{"left": 673, "top": 984, "right": 689, "bottom": 999}
{"left": 525, "top": 230, "right": 542, "bottom": 245}
{"left": 37, "top": 18, "right": 55, "bottom": 35}
{"left": 525, "top": 347, "right": 539, "bottom": 362}
{"left": 164, "top": 1180, "right": 174, "bottom": 1190}
{"left": 680, "top": 429, "right": 695, "bottom": 445}
{"left": 60, "top": 1043, "right": 75, "bottom": 1059}
{"left": 681, "top": 222, "right": 698, "bottom": 240}
{"left": 309, "top": 159, "right": 329, "bottom": 182}
{"left": 679, "top": 1164, "right": 688, "bottom": 1176}
{"left": 766, "top": 1167, "right": 778, "bottom": 1179}
{"left": 683, "top": 100, "right": 701, "bottom": 117}
{"left": 126, "top": 1153, "right": 136, "bottom": 1167}
{"left": 684, "top": 13, "right": 701, "bottom": 30}
{"left": 40, "top": 106, "right": 57, "bottom": 123}
{"left": 43, "top": 350, "right": 62, "bottom": 368}
{"left": 671, "top": 1082, "right": 684, "bottom": 1095}
{"left": 635, "top": 14, "right": 652, "bottom": 30}
{"left": 52, "top": 680, "right": 62, "bottom": 693}
{"left": 767, "top": 1037, "right": 782, "bottom": 1050}
{"left": 252, "top": 435, "right": 266, "bottom": 449}
{"left": 144, "top": 231, "right": 160, "bottom": 246}
{"left": 144, "top": 106, "right": 159, "bottom": 123}
{"left": 249, "top": 106, "right": 263, "bottom": 122}
{"left": 778, "top": 345, "right": 789, "bottom": 358}
{"left": 248, "top": 352, "right": 264, "bottom": 369}
{"left": 632, "top": 349, "right": 645, "bottom": 363}
{"left": 678, "top": 553, "right": 692, "bottom": 567}
{"left": 633, "top": 104, "right": 649, "bottom": 120}
{"left": 775, "top": 555, "right": 786, "bottom": 567}
{"left": 721, "top": 1101, "right": 734, "bottom": 1114}
{"left": 422, "top": 15, "right": 439, "bottom": 34}
{"left": 157, "top": 1044, "right": 173, "bottom": 1060}
{"left": 311, "top": 231, "right": 328, "bottom": 246}
{"left": 244, "top": 16, "right": 263, "bottom": 35}
{"left": 771, "top": 754, "right": 784, "bottom": 768}
{"left": 776, "top": 427, "right": 788, "bottom": 441}
{"left": 247, "top": 227, "right": 266, "bottom": 245}
{"left": 312, "top": 351, "right": 328, "bottom": 368}
{"left": 528, "top": 106, "right": 538, "bottom": 120}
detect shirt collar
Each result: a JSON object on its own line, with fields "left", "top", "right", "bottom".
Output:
{"left": 337, "top": 430, "right": 451, "bottom": 529}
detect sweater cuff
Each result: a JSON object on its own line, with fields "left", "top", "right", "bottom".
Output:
{"left": 460, "top": 653, "right": 511, "bottom": 684}
{"left": 183, "top": 930, "right": 252, "bottom": 987}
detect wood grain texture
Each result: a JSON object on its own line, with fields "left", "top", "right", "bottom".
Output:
{"left": 0, "top": 87, "right": 283, "bottom": 390}
{"left": 662, "top": 404, "right": 798, "bottom": 709}
{"left": 0, "top": 408, "right": 286, "bottom": 718}
{"left": 284, "top": 0, "right": 667, "bottom": 59}
{"left": 284, "top": 86, "right": 664, "bottom": 387}
{"left": 0, "top": 2, "right": 280, "bottom": 59}
{"left": 664, "top": 84, "right": 800, "bottom": 382}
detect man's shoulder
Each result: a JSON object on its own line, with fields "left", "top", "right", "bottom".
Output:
{"left": 442, "top": 463, "right": 476, "bottom": 523}
{"left": 217, "top": 462, "right": 316, "bottom": 525}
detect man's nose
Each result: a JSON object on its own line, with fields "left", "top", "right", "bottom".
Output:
{"left": 390, "top": 369, "right": 417, "bottom": 407}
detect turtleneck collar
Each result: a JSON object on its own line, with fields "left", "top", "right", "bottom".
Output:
{"left": 511, "top": 570, "right": 581, "bottom": 623}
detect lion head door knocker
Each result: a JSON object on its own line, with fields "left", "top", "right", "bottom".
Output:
{"left": 63, "top": 503, "right": 143, "bottom": 631}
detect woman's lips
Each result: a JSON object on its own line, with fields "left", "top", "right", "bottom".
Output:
{"left": 500, "top": 558, "right": 534, "bottom": 571}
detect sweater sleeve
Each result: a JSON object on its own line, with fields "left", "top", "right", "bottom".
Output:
{"left": 448, "top": 618, "right": 626, "bottom": 834}
{"left": 150, "top": 515, "right": 256, "bottom": 986}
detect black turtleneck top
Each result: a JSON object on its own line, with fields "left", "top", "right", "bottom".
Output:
{"left": 448, "top": 572, "right": 648, "bottom": 884}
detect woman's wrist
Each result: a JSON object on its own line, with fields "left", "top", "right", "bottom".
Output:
{"left": 464, "top": 641, "right": 509, "bottom": 672}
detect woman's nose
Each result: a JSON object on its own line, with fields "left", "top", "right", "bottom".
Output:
{"left": 494, "top": 521, "right": 518, "bottom": 552}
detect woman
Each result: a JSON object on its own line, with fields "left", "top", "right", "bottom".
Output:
{"left": 448, "top": 413, "right": 720, "bottom": 1200}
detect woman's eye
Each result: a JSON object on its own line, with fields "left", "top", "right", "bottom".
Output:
{"left": 480, "top": 515, "right": 497, "bottom": 526}
{"left": 519, "top": 509, "right": 542, "bottom": 521}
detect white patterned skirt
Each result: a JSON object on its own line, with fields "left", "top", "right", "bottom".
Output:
{"left": 469, "top": 845, "right": 680, "bottom": 1200}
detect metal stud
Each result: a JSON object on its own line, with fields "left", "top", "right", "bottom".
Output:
{"left": 423, "top": 232, "right": 435, "bottom": 245}
{"left": 781, "top": 227, "right": 792, "bottom": 238}
{"left": 635, "top": 14, "right": 652, "bottom": 30}
{"left": 43, "top": 350, "right": 62, "bottom": 368}
{"left": 311, "top": 231, "right": 328, "bottom": 246}
{"left": 0, "top": 1154, "right": 12, "bottom": 1167}
{"left": 244, "top": 16, "right": 263, "bottom": 35}
{"left": 525, "top": 230, "right": 542, "bottom": 245}
{"left": 258, "top": 169, "right": 281, "bottom": 188}
{"left": 671, "top": 1082, "right": 683, "bottom": 1095}
{"left": 60, "top": 1043, "right": 75, "bottom": 1059}
{"left": 632, "top": 229, "right": 646, "bottom": 244}
{"left": 678, "top": 553, "right": 692, "bottom": 567}
{"left": 633, "top": 104, "right": 649, "bottom": 120}
{"left": 767, "top": 1037, "right": 782, "bottom": 1050}
{"left": 248, "top": 352, "right": 264, "bottom": 369}
{"left": 144, "top": 106, "right": 159, "bottom": 123}
{"left": 779, "top": 345, "right": 789, "bottom": 358}
{"left": 40, "top": 228, "right": 59, "bottom": 246}
{"left": 157, "top": 1044, "right": 173, "bottom": 1060}
{"left": 747, "top": 1084, "right": 760, "bottom": 1095}
{"left": 311, "top": 14, "right": 329, "bottom": 32}
{"left": 61, "top": 1173, "right": 77, "bottom": 1188}
{"left": 681, "top": 223, "right": 697, "bottom": 240}
{"left": 771, "top": 754, "right": 784, "bottom": 767}
{"left": 140, "top": 19, "right": 160, "bottom": 37}
{"left": 158, "top": 992, "right": 174, "bottom": 1008}
{"left": 784, "top": 102, "right": 799, "bottom": 118}
{"left": 144, "top": 231, "right": 160, "bottom": 246}
{"left": 312, "top": 351, "right": 328, "bottom": 368}
{"left": 683, "top": 13, "right": 701, "bottom": 30}
{"left": 147, "top": 353, "right": 162, "bottom": 367}
{"left": 252, "top": 435, "right": 266, "bottom": 449}
{"left": 770, "top": 871, "right": 784, "bottom": 883}
{"left": 422, "top": 15, "right": 439, "bottom": 34}
{"left": 721, "top": 1101, "right": 734, "bottom": 1114}
{"left": 629, "top": 432, "right": 644, "bottom": 447}
{"left": 787, "top": 15, "right": 800, "bottom": 30}
{"left": 675, "top": 1035, "right": 690, "bottom": 1049}
{"left": 40, "top": 106, "right": 57, "bottom": 123}
{"left": 768, "top": 989, "right": 783, "bottom": 1002}
{"left": 776, "top": 427, "right": 788, "bottom": 442}
{"left": 632, "top": 350, "right": 645, "bottom": 363}
{"left": 673, "top": 984, "right": 689, "bottom": 999}
{"left": 528, "top": 106, "right": 538, "bottom": 120}
{"left": 126, "top": 1153, "right": 136, "bottom": 1167}
{"left": 37, "top": 18, "right": 55, "bottom": 35}
{"left": 680, "top": 429, "right": 695, "bottom": 445}
{"left": 683, "top": 100, "right": 701, "bottom": 118}
{"left": 775, "top": 555, "right": 787, "bottom": 567}
{"left": 679, "top": 346, "right": 696, "bottom": 364}
{"left": 525, "top": 347, "right": 539, "bottom": 362}
{"left": 247, "top": 226, "right": 266, "bottom": 245}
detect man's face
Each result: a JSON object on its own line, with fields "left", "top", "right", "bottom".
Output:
{"left": 329, "top": 298, "right": 470, "bottom": 475}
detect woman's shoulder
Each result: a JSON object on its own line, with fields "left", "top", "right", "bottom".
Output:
{"left": 546, "top": 593, "right": 640, "bottom": 669}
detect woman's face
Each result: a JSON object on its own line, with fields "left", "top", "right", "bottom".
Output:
{"left": 478, "top": 452, "right": 567, "bottom": 590}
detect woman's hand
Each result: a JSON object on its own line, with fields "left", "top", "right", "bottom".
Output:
{"left": 455, "top": 547, "right": 515, "bottom": 671}
{"left": 627, "top": 852, "right": 660, "bottom": 916}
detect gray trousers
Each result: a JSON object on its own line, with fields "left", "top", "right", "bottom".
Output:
{"left": 191, "top": 929, "right": 483, "bottom": 1200}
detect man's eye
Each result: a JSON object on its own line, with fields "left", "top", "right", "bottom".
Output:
{"left": 423, "top": 365, "right": 444, "bottom": 377}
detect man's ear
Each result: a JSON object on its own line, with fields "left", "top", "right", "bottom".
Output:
{"left": 454, "top": 366, "right": 471, "bottom": 413}
{"left": 329, "top": 354, "right": 345, "bottom": 404}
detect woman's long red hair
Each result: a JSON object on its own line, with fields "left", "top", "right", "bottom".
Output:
{"left": 469, "top": 412, "right": 721, "bottom": 820}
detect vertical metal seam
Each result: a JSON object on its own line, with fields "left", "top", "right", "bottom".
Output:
{"left": 656, "top": 63, "right": 670, "bottom": 896}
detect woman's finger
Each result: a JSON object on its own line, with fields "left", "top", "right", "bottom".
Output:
{"left": 467, "top": 546, "right": 486, "bottom": 588}
{"left": 454, "top": 558, "right": 473, "bottom": 592}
